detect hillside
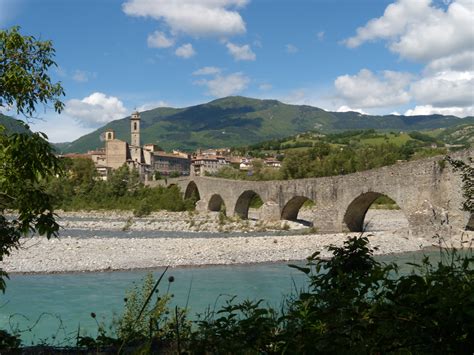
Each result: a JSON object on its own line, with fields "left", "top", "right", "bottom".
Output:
{"left": 2, "top": 97, "right": 473, "bottom": 153}
{"left": 0, "top": 114, "right": 31, "bottom": 134}
{"left": 433, "top": 123, "right": 474, "bottom": 146}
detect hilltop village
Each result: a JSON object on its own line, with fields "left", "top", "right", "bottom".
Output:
{"left": 62, "top": 111, "right": 281, "bottom": 181}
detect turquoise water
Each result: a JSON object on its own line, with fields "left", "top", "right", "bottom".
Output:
{"left": 0, "top": 249, "right": 452, "bottom": 346}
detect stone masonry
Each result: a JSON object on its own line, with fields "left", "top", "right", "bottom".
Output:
{"left": 147, "top": 149, "right": 473, "bottom": 238}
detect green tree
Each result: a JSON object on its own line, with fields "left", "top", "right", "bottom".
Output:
{"left": 1, "top": 26, "right": 64, "bottom": 116}
{"left": 0, "top": 26, "right": 64, "bottom": 292}
{"left": 107, "top": 164, "right": 141, "bottom": 197}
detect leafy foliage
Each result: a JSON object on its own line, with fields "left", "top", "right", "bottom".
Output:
{"left": 191, "top": 298, "right": 280, "bottom": 354}
{"left": 78, "top": 272, "right": 190, "bottom": 353}
{"left": 45, "top": 160, "right": 193, "bottom": 212}
{"left": 0, "top": 26, "right": 64, "bottom": 117}
{"left": 114, "top": 272, "right": 188, "bottom": 343}
{"left": 0, "top": 124, "right": 62, "bottom": 293}
{"left": 183, "top": 237, "right": 474, "bottom": 354}
{"left": 0, "top": 26, "right": 64, "bottom": 293}
{"left": 0, "top": 329, "right": 21, "bottom": 350}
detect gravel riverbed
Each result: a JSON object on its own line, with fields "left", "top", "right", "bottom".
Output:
{"left": 0, "top": 209, "right": 439, "bottom": 274}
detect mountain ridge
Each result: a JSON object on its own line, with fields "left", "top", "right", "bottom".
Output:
{"left": 2, "top": 97, "right": 473, "bottom": 153}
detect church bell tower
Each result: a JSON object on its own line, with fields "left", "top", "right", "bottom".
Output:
{"left": 131, "top": 111, "right": 140, "bottom": 147}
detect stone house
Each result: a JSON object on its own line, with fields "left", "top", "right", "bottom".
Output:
{"left": 101, "top": 111, "right": 190, "bottom": 180}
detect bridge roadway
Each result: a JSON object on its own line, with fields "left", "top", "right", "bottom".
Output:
{"left": 147, "top": 149, "right": 473, "bottom": 238}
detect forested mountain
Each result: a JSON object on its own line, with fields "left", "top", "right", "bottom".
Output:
{"left": 2, "top": 97, "right": 473, "bottom": 153}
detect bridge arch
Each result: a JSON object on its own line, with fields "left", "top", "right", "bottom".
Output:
{"left": 281, "top": 196, "right": 313, "bottom": 221}
{"left": 184, "top": 181, "right": 200, "bottom": 202}
{"left": 343, "top": 192, "right": 408, "bottom": 232}
{"left": 208, "top": 194, "right": 226, "bottom": 213}
{"left": 234, "top": 190, "right": 263, "bottom": 219}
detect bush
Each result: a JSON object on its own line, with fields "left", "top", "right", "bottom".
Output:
{"left": 133, "top": 200, "right": 152, "bottom": 217}
{"left": 46, "top": 165, "right": 191, "bottom": 213}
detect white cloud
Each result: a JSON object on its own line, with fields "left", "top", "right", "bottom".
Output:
{"left": 334, "top": 69, "right": 412, "bottom": 108}
{"left": 405, "top": 104, "right": 474, "bottom": 117}
{"left": 226, "top": 42, "right": 256, "bottom": 61}
{"left": 175, "top": 43, "right": 196, "bottom": 58}
{"left": 410, "top": 70, "right": 474, "bottom": 107}
{"left": 193, "top": 66, "right": 222, "bottom": 76}
{"left": 65, "top": 92, "right": 128, "bottom": 127}
{"left": 344, "top": 0, "right": 430, "bottom": 49}
{"left": 147, "top": 31, "right": 175, "bottom": 48}
{"left": 137, "top": 100, "right": 169, "bottom": 111}
{"left": 283, "top": 89, "right": 308, "bottom": 104}
{"left": 286, "top": 44, "right": 298, "bottom": 53}
{"left": 342, "top": 0, "right": 474, "bottom": 116}
{"left": 316, "top": 31, "right": 325, "bottom": 41}
{"left": 336, "top": 106, "right": 368, "bottom": 115}
{"left": 55, "top": 66, "right": 67, "bottom": 78}
{"left": 278, "top": 88, "right": 330, "bottom": 109}
{"left": 72, "top": 70, "right": 96, "bottom": 83}
{"left": 28, "top": 115, "right": 94, "bottom": 143}
{"left": 259, "top": 83, "right": 272, "bottom": 91}
{"left": 54, "top": 67, "right": 96, "bottom": 83}
{"left": 122, "top": 0, "right": 248, "bottom": 37}
{"left": 344, "top": 0, "right": 474, "bottom": 63}
{"left": 334, "top": 67, "right": 474, "bottom": 116}
{"left": 195, "top": 72, "right": 249, "bottom": 97}
{"left": 425, "top": 50, "right": 474, "bottom": 73}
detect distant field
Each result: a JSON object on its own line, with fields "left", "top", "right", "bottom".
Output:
{"left": 358, "top": 132, "right": 413, "bottom": 146}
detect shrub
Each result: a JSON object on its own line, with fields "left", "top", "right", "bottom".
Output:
{"left": 133, "top": 200, "right": 153, "bottom": 217}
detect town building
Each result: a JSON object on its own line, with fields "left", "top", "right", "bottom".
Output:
{"left": 99, "top": 111, "right": 190, "bottom": 180}
{"left": 82, "top": 112, "right": 282, "bottom": 179}
{"left": 191, "top": 154, "right": 229, "bottom": 176}
{"left": 264, "top": 158, "right": 282, "bottom": 168}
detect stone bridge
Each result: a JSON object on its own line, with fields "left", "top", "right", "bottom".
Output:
{"left": 147, "top": 149, "right": 473, "bottom": 238}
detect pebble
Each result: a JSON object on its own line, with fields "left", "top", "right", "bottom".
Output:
{"left": 0, "top": 209, "right": 456, "bottom": 274}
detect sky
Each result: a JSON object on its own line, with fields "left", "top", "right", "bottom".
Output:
{"left": 1, "top": 0, "right": 473, "bottom": 142}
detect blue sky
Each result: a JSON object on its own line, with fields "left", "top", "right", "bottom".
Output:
{"left": 1, "top": 0, "right": 473, "bottom": 142}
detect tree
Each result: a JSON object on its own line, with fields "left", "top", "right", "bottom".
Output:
{"left": 0, "top": 26, "right": 64, "bottom": 116}
{"left": 0, "top": 26, "right": 64, "bottom": 292}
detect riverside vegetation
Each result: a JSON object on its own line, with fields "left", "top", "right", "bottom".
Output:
{"left": 44, "top": 159, "right": 196, "bottom": 215}
{"left": 213, "top": 130, "right": 453, "bottom": 181}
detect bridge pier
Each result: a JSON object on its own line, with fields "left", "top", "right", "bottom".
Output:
{"left": 311, "top": 205, "right": 344, "bottom": 233}
{"left": 195, "top": 199, "right": 208, "bottom": 213}
{"left": 407, "top": 200, "right": 469, "bottom": 239}
{"left": 259, "top": 201, "right": 281, "bottom": 221}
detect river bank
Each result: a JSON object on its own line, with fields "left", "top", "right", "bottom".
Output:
{"left": 1, "top": 209, "right": 451, "bottom": 274}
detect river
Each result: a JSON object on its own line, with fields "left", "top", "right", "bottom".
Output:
{"left": 0, "top": 249, "right": 450, "bottom": 347}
